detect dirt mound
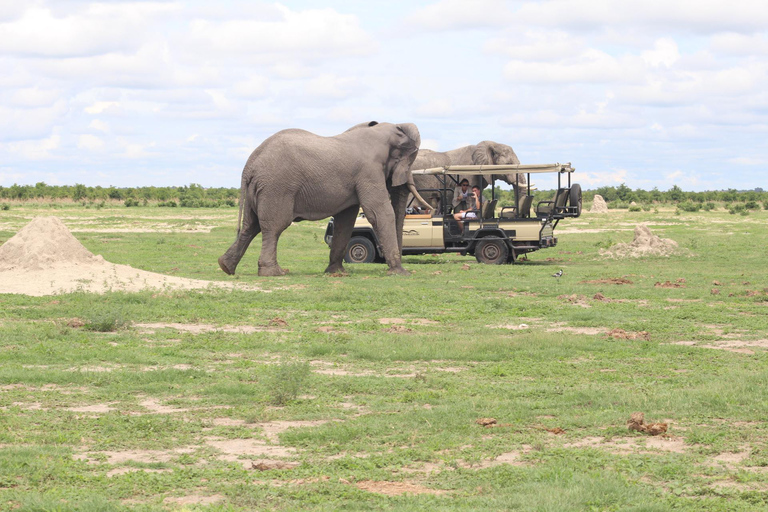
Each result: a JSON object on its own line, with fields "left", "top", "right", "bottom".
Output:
{"left": 590, "top": 195, "right": 609, "bottom": 213}
{"left": 0, "top": 217, "right": 101, "bottom": 271}
{"left": 600, "top": 225, "right": 678, "bottom": 259}
{"left": 0, "top": 216, "right": 259, "bottom": 296}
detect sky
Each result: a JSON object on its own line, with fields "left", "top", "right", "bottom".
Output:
{"left": 1, "top": 0, "right": 767, "bottom": 192}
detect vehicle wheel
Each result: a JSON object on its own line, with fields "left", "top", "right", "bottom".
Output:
{"left": 569, "top": 183, "right": 582, "bottom": 217}
{"left": 344, "top": 237, "right": 376, "bottom": 264}
{"left": 475, "top": 238, "right": 509, "bottom": 265}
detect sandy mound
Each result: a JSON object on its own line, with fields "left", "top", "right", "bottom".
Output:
{"left": 0, "top": 216, "right": 259, "bottom": 296}
{"left": 600, "top": 224, "right": 678, "bottom": 259}
{"left": 590, "top": 195, "right": 609, "bottom": 213}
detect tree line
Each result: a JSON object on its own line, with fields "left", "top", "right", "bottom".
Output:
{"left": 1, "top": 182, "right": 766, "bottom": 209}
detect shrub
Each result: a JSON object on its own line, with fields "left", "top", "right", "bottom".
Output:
{"left": 745, "top": 200, "right": 760, "bottom": 210}
{"left": 159, "top": 200, "right": 177, "bottom": 207}
{"left": 703, "top": 202, "right": 716, "bottom": 211}
{"left": 124, "top": 198, "right": 140, "bottom": 207}
{"left": 678, "top": 202, "right": 701, "bottom": 212}
{"left": 266, "top": 361, "right": 311, "bottom": 406}
{"left": 628, "top": 205, "right": 642, "bottom": 212}
{"left": 84, "top": 310, "right": 129, "bottom": 332}
{"left": 1, "top": 203, "right": 9, "bottom": 211}
{"left": 728, "top": 204, "right": 746, "bottom": 215}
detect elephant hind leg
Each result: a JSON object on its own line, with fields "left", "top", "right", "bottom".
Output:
{"left": 257, "top": 203, "right": 294, "bottom": 277}
{"left": 219, "top": 208, "right": 261, "bottom": 275}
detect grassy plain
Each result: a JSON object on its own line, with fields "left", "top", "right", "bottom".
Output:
{"left": 1, "top": 203, "right": 767, "bottom": 511}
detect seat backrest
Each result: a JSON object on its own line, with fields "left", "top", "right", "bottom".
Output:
{"left": 519, "top": 195, "right": 533, "bottom": 218}
{"left": 554, "top": 188, "right": 569, "bottom": 209}
{"left": 482, "top": 199, "right": 497, "bottom": 219}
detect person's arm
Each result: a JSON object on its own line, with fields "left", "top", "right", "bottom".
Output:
{"left": 452, "top": 187, "right": 463, "bottom": 207}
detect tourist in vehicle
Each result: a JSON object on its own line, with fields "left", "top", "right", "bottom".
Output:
{"left": 453, "top": 185, "right": 487, "bottom": 230}
{"left": 452, "top": 179, "right": 472, "bottom": 211}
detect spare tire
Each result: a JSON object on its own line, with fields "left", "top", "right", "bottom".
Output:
{"left": 569, "top": 183, "right": 582, "bottom": 217}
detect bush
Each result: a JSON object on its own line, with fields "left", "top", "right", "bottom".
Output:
{"left": 124, "top": 198, "right": 140, "bottom": 207}
{"left": 728, "top": 204, "right": 746, "bottom": 215}
{"left": 158, "top": 200, "right": 177, "bottom": 207}
{"left": 678, "top": 202, "right": 701, "bottom": 212}
{"left": 1, "top": 203, "right": 9, "bottom": 211}
{"left": 84, "top": 310, "right": 130, "bottom": 332}
{"left": 745, "top": 200, "right": 760, "bottom": 210}
{"left": 266, "top": 361, "right": 311, "bottom": 406}
{"left": 703, "top": 202, "right": 716, "bottom": 211}
{"left": 628, "top": 205, "right": 642, "bottom": 212}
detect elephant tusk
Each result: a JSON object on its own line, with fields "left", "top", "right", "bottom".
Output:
{"left": 408, "top": 183, "right": 433, "bottom": 211}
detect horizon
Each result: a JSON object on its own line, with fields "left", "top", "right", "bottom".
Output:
{"left": 2, "top": 1, "right": 767, "bottom": 193}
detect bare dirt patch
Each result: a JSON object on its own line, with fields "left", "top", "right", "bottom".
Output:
{"left": 134, "top": 323, "right": 283, "bottom": 335}
{"left": 669, "top": 339, "right": 768, "bottom": 355}
{"left": 606, "top": 329, "right": 651, "bottom": 341}
{"left": 76, "top": 447, "right": 196, "bottom": 465}
{"left": 564, "top": 436, "right": 686, "bottom": 455}
{"left": 354, "top": 480, "right": 446, "bottom": 496}
{"left": 558, "top": 294, "right": 591, "bottom": 307}
{"left": 580, "top": 277, "right": 633, "bottom": 285}
{"left": 0, "top": 217, "right": 262, "bottom": 296}
{"left": 164, "top": 494, "right": 225, "bottom": 506}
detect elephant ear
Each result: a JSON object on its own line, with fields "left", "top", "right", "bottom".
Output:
{"left": 388, "top": 123, "right": 421, "bottom": 187}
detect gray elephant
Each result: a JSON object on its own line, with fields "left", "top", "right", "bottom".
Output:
{"left": 411, "top": 141, "right": 526, "bottom": 213}
{"left": 218, "top": 121, "right": 432, "bottom": 277}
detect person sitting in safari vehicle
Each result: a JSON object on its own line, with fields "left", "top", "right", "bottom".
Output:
{"left": 453, "top": 185, "right": 487, "bottom": 229}
{"left": 452, "top": 179, "right": 472, "bottom": 211}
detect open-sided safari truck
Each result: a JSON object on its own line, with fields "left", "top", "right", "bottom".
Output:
{"left": 324, "top": 163, "right": 580, "bottom": 265}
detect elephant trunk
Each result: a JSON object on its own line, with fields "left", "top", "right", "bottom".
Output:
{"left": 408, "top": 183, "right": 433, "bottom": 211}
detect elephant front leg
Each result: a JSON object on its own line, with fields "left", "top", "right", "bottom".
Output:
{"left": 325, "top": 204, "right": 359, "bottom": 274}
{"left": 359, "top": 199, "right": 408, "bottom": 276}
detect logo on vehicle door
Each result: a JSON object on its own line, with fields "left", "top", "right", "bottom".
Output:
{"left": 403, "top": 229, "right": 420, "bottom": 236}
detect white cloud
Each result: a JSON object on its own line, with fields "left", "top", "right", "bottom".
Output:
{"left": 183, "top": 6, "right": 376, "bottom": 63}
{"left": 231, "top": 75, "right": 270, "bottom": 99}
{"left": 89, "top": 119, "right": 109, "bottom": 132}
{"left": 10, "top": 87, "right": 62, "bottom": 108}
{"left": 513, "top": 0, "right": 768, "bottom": 34}
{"left": 77, "top": 134, "right": 104, "bottom": 151}
{"left": 405, "top": 0, "right": 512, "bottom": 30}
{"left": 641, "top": 38, "right": 680, "bottom": 68}
{"left": 84, "top": 101, "right": 120, "bottom": 114}
{"left": 2, "top": 133, "right": 61, "bottom": 160}
{"left": 304, "top": 74, "right": 364, "bottom": 99}
{"left": 0, "top": 3, "right": 177, "bottom": 58}
{"left": 415, "top": 99, "right": 455, "bottom": 118}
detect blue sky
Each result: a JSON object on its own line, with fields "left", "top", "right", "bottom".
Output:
{"left": 1, "top": 0, "right": 767, "bottom": 191}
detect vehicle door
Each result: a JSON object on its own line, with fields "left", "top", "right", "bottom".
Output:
{"left": 402, "top": 213, "right": 433, "bottom": 248}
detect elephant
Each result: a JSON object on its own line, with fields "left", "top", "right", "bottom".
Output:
{"left": 411, "top": 141, "right": 526, "bottom": 213}
{"left": 217, "top": 121, "right": 433, "bottom": 277}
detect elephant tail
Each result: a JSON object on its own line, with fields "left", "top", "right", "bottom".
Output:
{"left": 234, "top": 176, "right": 247, "bottom": 241}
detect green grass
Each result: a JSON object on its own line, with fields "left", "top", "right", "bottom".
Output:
{"left": 1, "top": 203, "right": 768, "bottom": 510}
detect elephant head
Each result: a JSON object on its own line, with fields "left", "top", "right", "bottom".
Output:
{"left": 472, "top": 141, "right": 526, "bottom": 187}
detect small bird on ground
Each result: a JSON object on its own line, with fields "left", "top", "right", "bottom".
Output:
{"left": 552, "top": 269, "right": 563, "bottom": 278}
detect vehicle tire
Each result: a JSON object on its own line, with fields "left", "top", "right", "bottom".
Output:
{"left": 344, "top": 236, "right": 376, "bottom": 264}
{"left": 569, "top": 183, "right": 582, "bottom": 217}
{"left": 475, "top": 238, "right": 509, "bottom": 265}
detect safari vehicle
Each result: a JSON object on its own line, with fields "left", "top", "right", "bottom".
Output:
{"left": 324, "top": 163, "right": 580, "bottom": 265}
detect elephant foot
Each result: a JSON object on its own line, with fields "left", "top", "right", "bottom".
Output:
{"left": 387, "top": 266, "right": 410, "bottom": 276}
{"left": 258, "top": 264, "right": 289, "bottom": 277}
{"left": 218, "top": 255, "right": 236, "bottom": 275}
{"left": 324, "top": 263, "right": 346, "bottom": 274}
